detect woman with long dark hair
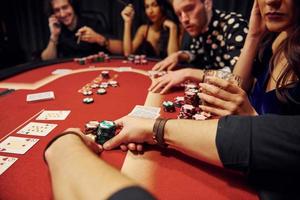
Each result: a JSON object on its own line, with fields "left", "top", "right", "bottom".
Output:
{"left": 121, "top": 0, "right": 181, "bottom": 58}
{"left": 198, "top": 0, "right": 300, "bottom": 116}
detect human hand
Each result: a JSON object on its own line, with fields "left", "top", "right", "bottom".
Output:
{"left": 121, "top": 4, "right": 135, "bottom": 23}
{"left": 163, "top": 19, "right": 176, "bottom": 30}
{"left": 148, "top": 69, "right": 189, "bottom": 94}
{"left": 49, "top": 15, "right": 61, "bottom": 39}
{"left": 247, "top": 0, "right": 267, "bottom": 39}
{"left": 63, "top": 128, "right": 103, "bottom": 154}
{"left": 76, "top": 26, "right": 106, "bottom": 44}
{"left": 103, "top": 116, "right": 155, "bottom": 152}
{"left": 152, "top": 52, "right": 180, "bottom": 71}
{"left": 198, "top": 77, "right": 258, "bottom": 116}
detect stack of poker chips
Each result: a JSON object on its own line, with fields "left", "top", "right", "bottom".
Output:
{"left": 162, "top": 101, "right": 176, "bottom": 112}
{"left": 174, "top": 96, "right": 185, "bottom": 108}
{"left": 85, "top": 121, "right": 100, "bottom": 135}
{"left": 74, "top": 52, "right": 110, "bottom": 65}
{"left": 95, "top": 120, "right": 116, "bottom": 145}
{"left": 101, "top": 71, "right": 110, "bottom": 79}
{"left": 123, "top": 54, "right": 148, "bottom": 65}
{"left": 178, "top": 104, "right": 197, "bottom": 119}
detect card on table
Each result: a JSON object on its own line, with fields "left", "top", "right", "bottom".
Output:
{"left": 17, "top": 122, "right": 57, "bottom": 136}
{"left": 26, "top": 91, "right": 55, "bottom": 102}
{"left": 51, "top": 69, "right": 72, "bottom": 75}
{"left": 0, "top": 136, "right": 39, "bottom": 154}
{"left": 128, "top": 105, "right": 161, "bottom": 119}
{"left": 114, "top": 67, "right": 133, "bottom": 72}
{"left": 0, "top": 156, "right": 18, "bottom": 175}
{"left": 36, "top": 110, "right": 71, "bottom": 120}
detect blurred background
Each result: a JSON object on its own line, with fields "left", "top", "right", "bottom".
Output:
{"left": 0, "top": 0, "right": 254, "bottom": 70}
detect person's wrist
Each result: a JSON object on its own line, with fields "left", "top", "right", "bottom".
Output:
{"left": 49, "top": 35, "right": 58, "bottom": 44}
{"left": 44, "top": 132, "right": 82, "bottom": 164}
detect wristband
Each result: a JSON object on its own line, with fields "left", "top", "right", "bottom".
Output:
{"left": 152, "top": 118, "right": 169, "bottom": 148}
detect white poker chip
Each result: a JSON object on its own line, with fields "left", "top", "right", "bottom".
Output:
{"left": 83, "top": 97, "right": 94, "bottom": 104}
{"left": 97, "top": 88, "right": 107, "bottom": 95}
{"left": 99, "top": 82, "right": 108, "bottom": 88}
{"left": 108, "top": 80, "right": 118, "bottom": 87}
{"left": 83, "top": 90, "right": 93, "bottom": 96}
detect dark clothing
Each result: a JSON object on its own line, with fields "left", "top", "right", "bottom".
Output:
{"left": 185, "top": 9, "right": 248, "bottom": 72}
{"left": 135, "top": 25, "right": 168, "bottom": 59}
{"left": 57, "top": 16, "right": 108, "bottom": 58}
{"left": 108, "top": 186, "right": 156, "bottom": 200}
{"left": 249, "top": 46, "right": 300, "bottom": 115}
{"left": 216, "top": 115, "right": 300, "bottom": 199}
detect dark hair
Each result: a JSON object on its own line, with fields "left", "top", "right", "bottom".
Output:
{"left": 142, "top": 0, "right": 179, "bottom": 25}
{"left": 44, "top": 0, "right": 81, "bottom": 17}
{"left": 259, "top": 0, "right": 300, "bottom": 103}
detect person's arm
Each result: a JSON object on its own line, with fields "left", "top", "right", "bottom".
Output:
{"left": 148, "top": 68, "right": 204, "bottom": 94}
{"left": 104, "top": 116, "right": 222, "bottom": 167}
{"left": 45, "top": 133, "right": 141, "bottom": 200}
{"left": 163, "top": 20, "right": 179, "bottom": 55}
{"left": 233, "top": 0, "right": 267, "bottom": 91}
{"left": 41, "top": 37, "right": 59, "bottom": 60}
{"left": 152, "top": 50, "right": 193, "bottom": 71}
{"left": 106, "top": 39, "right": 123, "bottom": 55}
{"left": 41, "top": 15, "right": 61, "bottom": 60}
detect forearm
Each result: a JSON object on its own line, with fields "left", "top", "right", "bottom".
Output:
{"left": 45, "top": 134, "right": 136, "bottom": 200}
{"left": 167, "top": 26, "right": 179, "bottom": 55}
{"left": 233, "top": 35, "right": 261, "bottom": 90}
{"left": 41, "top": 38, "right": 58, "bottom": 60}
{"left": 164, "top": 119, "right": 222, "bottom": 167}
{"left": 182, "top": 68, "right": 205, "bottom": 82}
{"left": 123, "top": 22, "right": 133, "bottom": 57}
{"left": 107, "top": 39, "right": 123, "bottom": 54}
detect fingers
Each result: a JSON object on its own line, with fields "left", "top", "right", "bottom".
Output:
{"left": 103, "top": 131, "right": 126, "bottom": 150}
{"left": 149, "top": 78, "right": 169, "bottom": 93}
{"left": 160, "top": 82, "right": 173, "bottom": 94}
{"left": 152, "top": 61, "right": 166, "bottom": 71}
{"left": 198, "top": 92, "right": 228, "bottom": 109}
{"left": 205, "top": 76, "right": 241, "bottom": 93}
{"left": 199, "top": 83, "right": 234, "bottom": 102}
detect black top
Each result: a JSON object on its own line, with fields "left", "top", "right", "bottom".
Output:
{"left": 135, "top": 25, "right": 168, "bottom": 59}
{"left": 186, "top": 9, "right": 248, "bottom": 71}
{"left": 249, "top": 45, "right": 300, "bottom": 115}
{"left": 57, "top": 16, "right": 108, "bottom": 58}
{"left": 216, "top": 115, "right": 300, "bottom": 199}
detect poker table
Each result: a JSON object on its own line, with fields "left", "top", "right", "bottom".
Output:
{"left": 0, "top": 57, "right": 258, "bottom": 200}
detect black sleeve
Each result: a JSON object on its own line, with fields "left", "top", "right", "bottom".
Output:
{"left": 216, "top": 114, "right": 300, "bottom": 173}
{"left": 216, "top": 115, "right": 300, "bottom": 198}
{"left": 108, "top": 186, "right": 156, "bottom": 200}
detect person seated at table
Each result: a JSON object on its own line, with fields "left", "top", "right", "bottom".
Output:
{"left": 148, "top": 0, "right": 248, "bottom": 94}
{"left": 152, "top": 0, "right": 248, "bottom": 72}
{"left": 41, "top": 0, "right": 122, "bottom": 60}
{"left": 121, "top": 0, "right": 180, "bottom": 58}
{"left": 197, "top": 0, "right": 300, "bottom": 116}
{"left": 45, "top": 114, "right": 300, "bottom": 200}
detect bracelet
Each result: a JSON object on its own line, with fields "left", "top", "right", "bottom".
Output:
{"left": 43, "top": 132, "right": 81, "bottom": 164}
{"left": 152, "top": 118, "right": 169, "bottom": 148}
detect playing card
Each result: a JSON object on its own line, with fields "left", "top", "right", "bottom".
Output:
{"left": 0, "top": 156, "right": 18, "bottom": 175}
{"left": 114, "top": 67, "right": 133, "bottom": 72}
{"left": 52, "top": 69, "right": 72, "bottom": 75}
{"left": 36, "top": 110, "right": 71, "bottom": 120}
{"left": 128, "top": 105, "right": 160, "bottom": 119}
{"left": 0, "top": 136, "right": 39, "bottom": 154}
{"left": 26, "top": 91, "right": 55, "bottom": 102}
{"left": 17, "top": 122, "right": 57, "bottom": 136}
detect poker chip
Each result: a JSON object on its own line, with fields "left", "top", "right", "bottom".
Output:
{"left": 174, "top": 96, "right": 185, "bottom": 108}
{"left": 108, "top": 80, "right": 118, "bottom": 87}
{"left": 101, "top": 71, "right": 110, "bottom": 79}
{"left": 95, "top": 120, "right": 116, "bottom": 145}
{"left": 162, "top": 101, "right": 176, "bottom": 112}
{"left": 91, "top": 83, "right": 99, "bottom": 88}
{"left": 99, "top": 82, "right": 108, "bottom": 88}
{"left": 83, "top": 90, "right": 93, "bottom": 96}
{"left": 97, "top": 88, "right": 107, "bottom": 95}
{"left": 83, "top": 97, "right": 94, "bottom": 104}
